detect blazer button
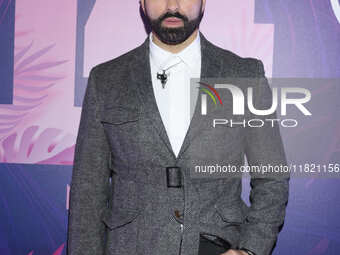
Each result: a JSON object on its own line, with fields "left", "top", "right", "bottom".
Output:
{"left": 174, "top": 210, "right": 184, "bottom": 223}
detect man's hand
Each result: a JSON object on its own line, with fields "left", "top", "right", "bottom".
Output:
{"left": 220, "top": 249, "right": 249, "bottom": 255}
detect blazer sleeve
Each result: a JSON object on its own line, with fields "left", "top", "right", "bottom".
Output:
{"left": 238, "top": 60, "right": 290, "bottom": 255}
{"left": 66, "top": 67, "right": 111, "bottom": 254}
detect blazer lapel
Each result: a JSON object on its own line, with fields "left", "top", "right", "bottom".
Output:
{"left": 175, "top": 32, "right": 225, "bottom": 160}
{"left": 131, "top": 31, "right": 231, "bottom": 161}
{"left": 130, "top": 36, "right": 177, "bottom": 161}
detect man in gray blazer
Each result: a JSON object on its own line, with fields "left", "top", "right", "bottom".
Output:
{"left": 67, "top": 0, "right": 290, "bottom": 255}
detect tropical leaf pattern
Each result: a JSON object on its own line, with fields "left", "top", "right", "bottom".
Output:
{"left": 27, "top": 243, "right": 65, "bottom": 255}
{"left": 0, "top": 13, "right": 73, "bottom": 164}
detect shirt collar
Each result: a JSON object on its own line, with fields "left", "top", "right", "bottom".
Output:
{"left": 149, "top": 31, "right": 201, "bottom": 70}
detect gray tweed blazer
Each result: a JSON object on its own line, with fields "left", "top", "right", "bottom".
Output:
{"left": 67, "top": 31, "right": 290, "bottom": 255}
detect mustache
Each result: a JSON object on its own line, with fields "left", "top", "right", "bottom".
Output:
{"left": 159, "top": 12, "right": 188, "bottom": 22}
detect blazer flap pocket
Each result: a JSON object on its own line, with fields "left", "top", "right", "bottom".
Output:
{"left": 100, "top": 106, "right": 140, "bottom": 125}
{"left": 101, "top": 207, "right": 140, "bottom": 230}
{"left": 214, "top": 199, "right": 245, "bottom": 224}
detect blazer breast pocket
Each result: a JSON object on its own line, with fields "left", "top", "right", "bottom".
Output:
{"left": 100, "top": 106, "right": 142, "bottom": 157}
{"left": 100, "top": 106, "right": 140, "bottom": 125}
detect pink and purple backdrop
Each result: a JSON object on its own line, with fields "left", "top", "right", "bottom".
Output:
{"left": 0, "top": 0, "right": 340, "bottom": 254}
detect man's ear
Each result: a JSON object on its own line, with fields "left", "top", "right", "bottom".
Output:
{"left": 140, "top": 0, "right": 145, "bottom": 13}
{"left": 201, "top": 0, "right": 206, "bottom": 13}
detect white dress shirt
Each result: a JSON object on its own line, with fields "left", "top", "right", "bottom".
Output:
{"left": 149, "top": 31, "right": 201, "bottom": 157}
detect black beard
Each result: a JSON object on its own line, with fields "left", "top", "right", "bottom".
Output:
{"left": 145, "top": 8, "right": 204, "bottom": 45}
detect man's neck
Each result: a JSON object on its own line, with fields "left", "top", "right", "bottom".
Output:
{"left": 151, "top": 29, "right": 199, "bottom": 54}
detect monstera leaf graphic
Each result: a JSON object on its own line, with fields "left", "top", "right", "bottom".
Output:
{"left": 27, "top": 243, "right": 65, "bottom": 255}
{"left": 0, "top": 125, "right": 75, "bottom": 164}
{"left": 0, "top": 40, "right": 71, "bottom": 164}
{"left": 0, "top": 12, "right": 72, "bottom": 164}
